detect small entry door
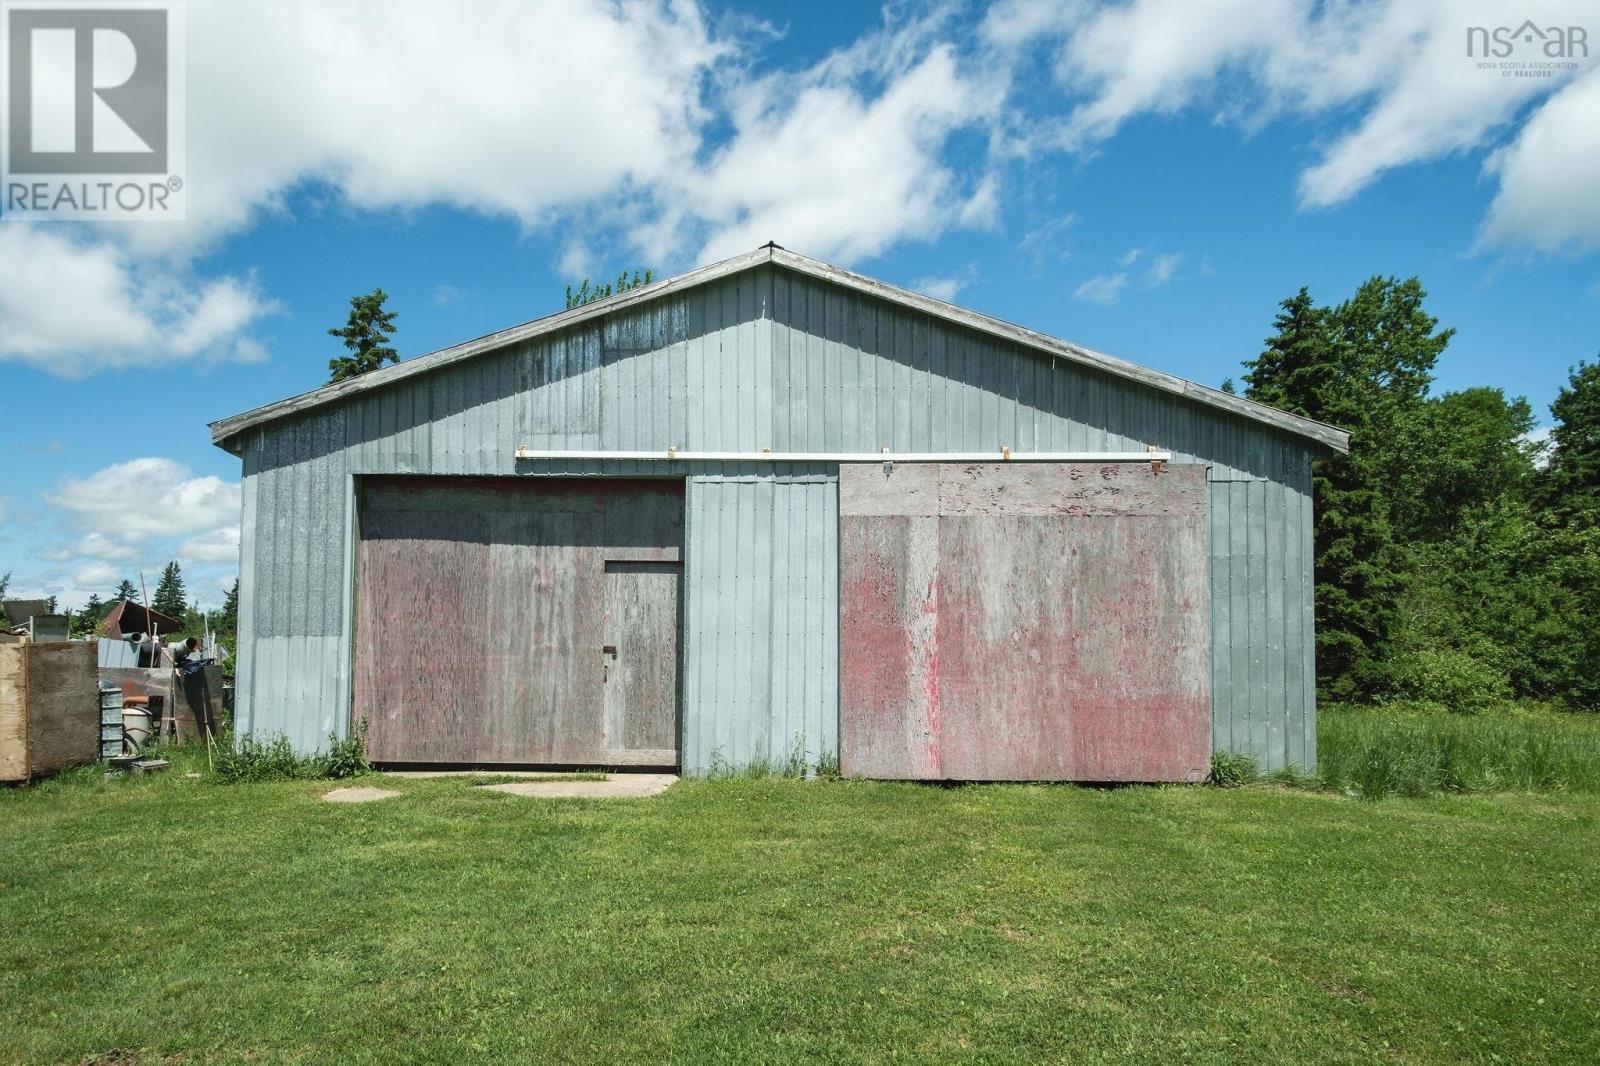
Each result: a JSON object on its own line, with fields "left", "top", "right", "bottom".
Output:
{"left": 601, "top": 561, "right": 681, "bottom": 765}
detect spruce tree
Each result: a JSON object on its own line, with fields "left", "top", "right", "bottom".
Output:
{"left": 327, "top": 288, "right": 399, "bottom": 384}
{"left": 1241, "top": 278, "right": 1451, "bottom": 700}
{"left": 151, "top": 562, "right": 187, "bottom": 619}
{"left": 71, "top": 593, "right": 106, "bottom": 637}
{"left": 114, "top": 579, "right": 138, "bottom": 603}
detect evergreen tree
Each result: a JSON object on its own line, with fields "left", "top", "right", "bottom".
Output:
{"left": 327, "top": 288, "right": 400, "bottom": 384}
{"left": 1241, "top": 278, "right": 1452, "bottom": 700}
{"left": 151, "top": 562, "right": 187, "bottom": 619}
{"left": 1539, "top": 360, "right": 1600, "bottom": 518}
{"left": 218, "top": 579, "right": 239, "bottom": 630}
{"left": 114, "top": 579, "right": 138, "bottom": 603}
{"left": 216, "top": 579, "right": 241, "bottom": 667}
{"left": 70, "top": 593, "right": 107, "bottom": 637}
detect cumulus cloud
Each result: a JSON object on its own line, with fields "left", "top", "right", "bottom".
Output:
{"left": 20, "top": 458, "right": 243, "bottom": 610}
{"left": 73, "top": 562, "right": 120, "bottom": 589}
{"left": 1479, "top": 68, "right": 1600, "bottom": 254}
{"left": 122, "top": 0, "right": 731, "bottom": 256}
{"left": 181, "top": 527, "right": 242, "bottom": 564}
{"left": 6, "top": 0, "right": 1594, "bottom": 378}
{"left": 46, "top": 458, "right": 241, "bottom": 543}
{"left": 687, "top": 42, "right": 1005, "bottom": 263}
{"left": 0, "top": 228, "right": 277, "bottom": 375}
{"left": 994, "top": 0, "right": 1599, "bottom": 249}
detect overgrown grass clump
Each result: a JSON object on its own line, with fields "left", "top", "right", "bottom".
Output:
{"left": 1317, "top": 703, "right": 1600, "bottom": 798}
{"left": 213, "top": 724, "right": 370, "bottom": 784}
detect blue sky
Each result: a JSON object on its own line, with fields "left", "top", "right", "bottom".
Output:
{"left": 2, "top": 0, "right": 1597, "bottom": 610}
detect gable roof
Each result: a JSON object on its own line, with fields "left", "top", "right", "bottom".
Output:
{"left": 210, "top": 245, "right": 1349, "bottom": 454}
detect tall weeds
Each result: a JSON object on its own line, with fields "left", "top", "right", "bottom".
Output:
{"left": 1317, "top": 704, "right": 1600, "bottom": 799}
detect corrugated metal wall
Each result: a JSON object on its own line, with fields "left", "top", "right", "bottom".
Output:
{"left": 234, "top": 264, "right": 1318, "bottom": 771}
{"left": 682, "top": 467, "right": 838, "bottom": 773}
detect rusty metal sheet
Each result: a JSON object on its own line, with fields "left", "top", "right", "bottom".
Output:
{"left": 840, "top": 463, "right": 1210, "bottom": 782}
{"left": 353, "top": 477, "right": 682, "bottom": 765}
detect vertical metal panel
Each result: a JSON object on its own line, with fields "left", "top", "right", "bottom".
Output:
{"left": 682, "top": 469, "right": 838, "bottom": 773}
{"left": 235, "top": 262, "right": 1319, "bottom": 771}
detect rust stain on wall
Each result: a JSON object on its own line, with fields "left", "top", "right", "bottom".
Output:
{"left": 840, "top": 463, "right": 1210, "bottom": 782}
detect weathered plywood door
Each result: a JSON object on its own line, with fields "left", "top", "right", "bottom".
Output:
{"left": 354, "top": 477, "right": 683, "bottom": 766}
{"left": 839, "top": 462, "right": 1211, "bottom": 782}
{"left": 601, "top": 562, "right": 681, "bottom": 764}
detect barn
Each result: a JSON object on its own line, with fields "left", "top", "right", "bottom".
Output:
{"left": 211, "top": 245, "right": 1348, "bottom": 781}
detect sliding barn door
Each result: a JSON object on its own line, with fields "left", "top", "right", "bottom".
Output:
{"left": 839, "top": 462, "right": 1210, "bottom": 782}
{"left": 353, "top": 477, "right": 683, "bottom": 766}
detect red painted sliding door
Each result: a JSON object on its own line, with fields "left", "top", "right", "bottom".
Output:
{"left": 839, "top": 463, "right": 1210, "bottom": 781}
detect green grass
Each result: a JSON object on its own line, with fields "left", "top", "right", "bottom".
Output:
{"left": 4, "top": 764, "right": 1600, "bottom": 1063}
{"left": 1318, "top": 704, "right": 1600, "bottom": 798}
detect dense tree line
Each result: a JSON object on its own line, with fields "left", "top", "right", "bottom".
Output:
{"left": 1241, "top": 277, "right": 1600, "bottom": 710}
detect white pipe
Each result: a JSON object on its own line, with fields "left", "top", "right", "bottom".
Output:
{"left": 513, "top": 448, "right": 1173, "bottom": 462}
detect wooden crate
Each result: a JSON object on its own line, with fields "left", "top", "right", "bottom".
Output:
{"left": 0, "top": 641, "right": 99, "bottom": 782}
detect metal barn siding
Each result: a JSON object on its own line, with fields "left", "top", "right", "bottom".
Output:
{"left": 226, "top": 257, "right": 1327, "bottom": 774}
{"left": 682, "top": 467, "right": 838, "bottom": 772}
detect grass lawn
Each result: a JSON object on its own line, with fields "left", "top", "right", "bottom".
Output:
{"left": 4, "top": 759, "right": 1599, "bottom": 1064}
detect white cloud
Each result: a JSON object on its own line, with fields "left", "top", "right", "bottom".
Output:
{"left": 45, "top": 459, "right": 240, "bottom": 543}
{"left": 1148, "top": 251, "right": 1183, "bottom": 285}
{"left": 1074, "top": 273, "right": 1128, "bottom": 305}
{"left": 23, "top": 459, "right": 243, "bottom": 610}
{"left": 116, "top": 0, "right": 732, "bottom": 257}
{"left": 7, "top": 0, "right": 1594, "bottom": 379}
{"left": 181, "top": 527, "right": 242, "bottom": 564}
{"left": 0, "top": 228, "right": 277, "bottom": 376}
{"left": 1075, "top": 246, "right": 1183, "bottom": 304}
{"left": 73, "top": 562, "right": 120, "bottom": 589}
{"left": 999, "top": 0, "right": 1600, "bottom": 250}
{"left": 5, "top": 2, "right": 1015, "bottom": 370}
{"left": 1479, "top": 68, "right": 1600, "bottom": 254}
{"left": 913, "top": 276, "right": 965, "bottom": 302}
{"left": 689, "top": 42, "right": 1005, "bottom": 263}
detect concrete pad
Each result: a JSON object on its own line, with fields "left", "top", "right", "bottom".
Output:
{"left": 478, "top": 774, "right": 677, "bottom": 799}
{"left": 323, "top": 786, "right": 402, "bottom": 804}
{"left": 383, "top": 769, "right": 594, "bottom": 780}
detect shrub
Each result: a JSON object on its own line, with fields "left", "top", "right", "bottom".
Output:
{"left": 1384, "top": 647, "right": 1512, "bottom": 713}
{"left": 1209, "top": 749, "right": 1258, "bottom": 788}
